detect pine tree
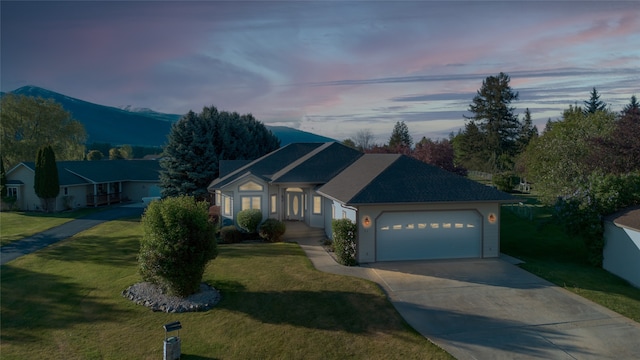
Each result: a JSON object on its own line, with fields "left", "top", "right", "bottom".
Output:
{"left": 517, "top": 108, "right": 538, "bottom": 152}
{"left": 34, "top": 145, "right": 60, "bottom": 212}
{"left": 463, "top": 72, "right": 520, "bottom": 171}
{"left": 388, "top": 121, "right": 412, "bottom": 150}
{"left": 160, "top": 106, "right": 280, "bottom": 201}
{"left": 0, "top": 156, "right": 7, "bottom": 198}
{"left": 583, "top": 87, "right": 607, "bottom": 114}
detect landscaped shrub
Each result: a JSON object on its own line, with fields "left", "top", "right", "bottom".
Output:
{"left": 237, "top": 208, "right": 262, "bottom": 233}
{"left": 332, "top": 218, "right": 357, "bottom": 266}
{"left": 138, "top": 195, "right": 217, "bottom": 297}
{"left": 259, "top": 218, "right": 286, "bottom": 242}
{"left": 220, "top": 225, "right": 243, "bottom": 243}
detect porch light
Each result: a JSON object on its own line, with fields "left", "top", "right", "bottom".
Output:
{"left": 362, "top": 215, "right": 372, "bottom": 228}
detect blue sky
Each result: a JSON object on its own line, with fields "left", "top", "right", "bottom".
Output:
{"left": 2, "top": 1, "right": 638, "bottom": 143}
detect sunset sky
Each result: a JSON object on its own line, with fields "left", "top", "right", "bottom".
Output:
{"left": 2, "top": 1, "right": 638, "bottom": 143}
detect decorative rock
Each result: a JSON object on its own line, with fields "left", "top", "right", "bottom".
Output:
{"left": 122, "top": 282, "right": 221, "bottom": 313}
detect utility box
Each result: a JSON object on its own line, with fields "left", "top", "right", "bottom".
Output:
{"left": 163, "top": 321, "right": 182, "bottom": 360}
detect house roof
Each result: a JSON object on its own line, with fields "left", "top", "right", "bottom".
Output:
{"left": 17, "top": 160, "right": 161, "bottom": 185}
{"left": 318, "top": 154, "right": 516, "bottom": 205}
{"left": 209, "top": 142, "right": 324, "bottom": 189}
{"left": 607, "top": 206, "right": 640, "bottom": 232}
{"left": 271, "top": 142, "right": 363, "bottom": 184}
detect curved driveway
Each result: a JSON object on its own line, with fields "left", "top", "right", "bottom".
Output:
{"left": 0, "top": 205, "right": 144, "bottom": 265}
{"left": 297, "top": 238, "right": 640, "bottom": 360}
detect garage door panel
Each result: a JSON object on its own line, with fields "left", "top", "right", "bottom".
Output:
{"left": 377, "top": 210, "right": 482, "bottom": 261}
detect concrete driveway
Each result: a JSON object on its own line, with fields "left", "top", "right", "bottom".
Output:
{"left": 362, "top": 258, "right": 640, "bottom": 360}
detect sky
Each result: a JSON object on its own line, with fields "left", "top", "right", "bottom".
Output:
{"left": 2, "top": 1, "right": 639, "bottom": 143}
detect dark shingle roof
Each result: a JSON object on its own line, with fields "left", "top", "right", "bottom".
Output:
{"left": 209, "top": 143, "right": 324, "bottom": 189}
{"left": 318, "top": 154, "right": 516, "bottom": 205}
{"left": 21, "top": 160, "right": 161, "bottom": 185}
{"left": 271, "top": 142, "right": 363, "bottom": 184}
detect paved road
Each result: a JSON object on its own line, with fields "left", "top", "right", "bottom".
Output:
{"left": 0, "top": 205, "right": 144, "bottom": 265}
{"left": 296, "top": 237, "right": 640, "bottom": 360}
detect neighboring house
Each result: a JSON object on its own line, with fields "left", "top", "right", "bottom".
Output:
{"left": 5, "top": 160, "right": 162, "bottom": 211}
{"left": 603, "top": 207, "right": 640, "bottom": 288}
{"left": 208, "top": 142, "right": 515, "bottom": 263}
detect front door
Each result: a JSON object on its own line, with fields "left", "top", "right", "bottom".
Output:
{"left": 287, "top": 190, "right": 303, "bottom": 221}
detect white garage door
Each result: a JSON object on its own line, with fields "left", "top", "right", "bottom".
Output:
{"left": 376, "top": 210, "right": 482, "bottom": 261}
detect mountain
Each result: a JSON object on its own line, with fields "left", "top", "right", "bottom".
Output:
{"left": 5, "top": 86, "right": 335, "bottom": 147}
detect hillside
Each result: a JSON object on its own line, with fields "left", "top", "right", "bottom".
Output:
{"left": 4, "top": 86, "right": 335, "bottom": 147}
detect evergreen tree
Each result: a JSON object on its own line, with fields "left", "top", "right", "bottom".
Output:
{"left": 583, "top": 87, "right": 607, "bottom": 114}
{"left": 463, "top": 72, "right": 520, "bottom": 171}
{"left": 622, "top": 95, "right": 639, "bottom": 116}
{"left": 516, "top": 108, "right": 538, "bottom": 152}
{"left": 160, "top": 106, "right": 280, "bottom": 201}
{"left": 34, "top": 145, "right": 60, "bottom": 212}
{"left": 1, "top": 156, "right": 7, "bottom": 198}
{"left": 388, "top": 121, "right": 412, "bottom": 150}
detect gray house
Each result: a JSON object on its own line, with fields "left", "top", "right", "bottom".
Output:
{"left": 208, "top": 142, "right": 515, "bottom": 263}
{"left": 603, "top": 207, "right": 640, "bottom": 288}
{"left": 5, "top": 160, "right": 162, "bottom": 211}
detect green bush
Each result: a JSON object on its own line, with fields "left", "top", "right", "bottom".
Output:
{"left": 332, "top": 218, "right": 357, "bottom": 266}
{"left": 220, "top": 225, "right": 243, "bottom": 243}
{"left": 138, "top": 195, "right": 217, "bottom": 297}
{"left": 237, "top": 209, "right": 262, "bottom": 233}
{"left": 259, "top": 218, "right": 286, "bottom": 242}
{"left": 493, "top": 172, "right": 516, "bottom": 192}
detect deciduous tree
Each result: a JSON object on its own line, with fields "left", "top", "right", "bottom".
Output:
{"left": 0, "top": 94, "right": 86, "bottom": 168}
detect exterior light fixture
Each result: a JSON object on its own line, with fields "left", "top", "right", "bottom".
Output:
{"left": 362, "top": 215, "right": 372, "bottom": 228}
{"left": 488, "top": 213, "right": 497, "bottom": 224}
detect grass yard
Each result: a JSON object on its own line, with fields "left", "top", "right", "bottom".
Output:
{"left": 501, "top": 202, "right": 640, "bottom": 323}
{"left": 0, "top": 218, "right": 452, "bottom": 360}
{"left": 0, "top": 208, "right": 101, "bottom": 246}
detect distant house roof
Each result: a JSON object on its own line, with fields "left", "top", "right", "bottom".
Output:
{"left": 16, "top": 160, "right": 161, "bottom": 186}
{"left": 318, "top": 154, "right": 516, "bottom": 205}
{"left": 607, "top": 206, "right": 640, "bottom": 232}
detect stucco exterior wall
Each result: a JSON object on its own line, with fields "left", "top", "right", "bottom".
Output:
{"left": 123, "top": 182, "right": 161, "bottom": 204}
{"left": 355, "top": 202, "right": 501, "bottom": 263}
{"left": 603, "top": 221, "right": 640, "bottom": 288}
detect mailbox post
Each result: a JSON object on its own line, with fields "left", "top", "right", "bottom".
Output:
{"left": 163, "top": 321, "right": 182, "bottom": 360}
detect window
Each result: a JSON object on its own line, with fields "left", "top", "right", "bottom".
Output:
{"left": 64, "top": 187, "right": 68, "bottom": 195}
{"left": 6, "top": 187, "right": 18, "bottom": 198}
{"left": 241, "top": 196, "right": 261, "bottom": 210}
{"left": 270, "top": 194, "right": 277, "bottom": 213}
{"left": 312, "top": 195, "right": 322, "bottom": 214}
{"left": 215, "top": 192, "right": 221, "bottom": 206}
{"left": 222, "top": 196, "right": 232, "bottom": 216}
{"left": 239, "top": 181, "right": 263, "bottom": 191}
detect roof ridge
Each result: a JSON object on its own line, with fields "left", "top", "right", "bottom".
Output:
{"left": 270, "top": 142, "right": 334, "bottom": 181}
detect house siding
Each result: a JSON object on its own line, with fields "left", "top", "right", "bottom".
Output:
{"left": 356, "top": 202, "right": 501, "bottom": 263}
{"left": 603, "top": 221, "right": 640, "bottom": 288}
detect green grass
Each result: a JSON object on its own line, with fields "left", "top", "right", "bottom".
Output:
{"left": 0, "top": 218, "right": 452, "bottom": 360}
{"left": 0, "top": 208, "right": 102, "bottom": 246}
{"left": 501, "top": 201, "right": 640, "bottom": 323}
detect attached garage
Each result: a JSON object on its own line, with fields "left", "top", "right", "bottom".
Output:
{"left": 376, "top": 210, "right": 482, "bottom": 261}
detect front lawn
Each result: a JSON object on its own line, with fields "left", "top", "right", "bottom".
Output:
{"left": 0, "top": 208, "right": 101, "bottom": 246}
{"left": 501, "top": 203, "right": 640, "bottom": 323}
{"left": 0, "top": 218, "right": 451, "bottom": 359}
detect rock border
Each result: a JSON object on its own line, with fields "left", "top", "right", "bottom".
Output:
{"left": 122, "top": 282, "right": 221, "bottom": 313}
